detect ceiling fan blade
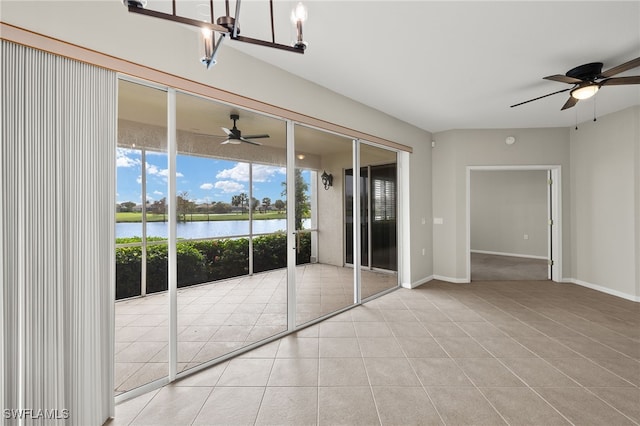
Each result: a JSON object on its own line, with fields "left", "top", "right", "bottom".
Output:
{"left": 221, "top": 127, "right": 233, "bottom": 136}
{"left": 220, "top": 139, "right": 232, "bottom": 145}
{"left": 561, "top": 96, "right": 578, "bottom": 110}
{"left": 194, "top": 132, "right": 226, "bottom": 138}
{"left": 510, "top": 87, "right": 571, "bottom": 108}
{"left": 600, "top": 57, "right": 640, "bottom": 78}
{"left": 241, "top": 134, "right": 270, "bottom": 139}
{"left": 239, "top": 137, "right": 262, "bottom": 146}
{"left": 544, "top": 74, "right": 582, "bottom": 84}
{"left": 600, "top": 76, "right": 640, "bottom": 86}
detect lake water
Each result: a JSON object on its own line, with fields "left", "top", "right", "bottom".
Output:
{"left": 116, "top": 219, "right": 310, "bottom": 239}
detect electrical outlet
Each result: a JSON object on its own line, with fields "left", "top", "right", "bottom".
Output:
{"left": 422, "top": 248, "right": 425, "bottom": 256}
{"left": 524, "top": 234, "right": 529, "bottom": 240}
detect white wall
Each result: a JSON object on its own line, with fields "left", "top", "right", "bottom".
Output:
{"left": 432, "top": 128, "right": 571, "bottom": 281}
{"left": 570, "top": 106, "right": 639, "bottom": 300}
{"left": 1, "top": 1, "right": 433, "bottom": 285}
{"left": 318, "top": 150, "right": 352, "bottom": 267}
{"left": 471, "top": 170, "right": 548, "bottom": 258}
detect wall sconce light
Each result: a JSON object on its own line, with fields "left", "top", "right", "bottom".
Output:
{"left": 321, "top": 170, "right": 333, "bottom": 190}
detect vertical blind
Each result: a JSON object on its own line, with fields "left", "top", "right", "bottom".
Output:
{"left": 1, "top": 41, "right": 116, "bottom": 425}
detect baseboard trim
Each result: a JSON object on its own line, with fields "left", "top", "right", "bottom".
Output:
{"left": 471, "top": 250, "right": 547, "bottom": 260}
{"left": 402, "top": 275, "right": 433, "bottom": 289}
{"left": 563, "top": 278, "right": 640, "bottom": 302}
{"left": 403, "top": 275, "right": 470, "bottom": 288}
{"left": 433, "top": 275, "right": 470, "bottom": 284}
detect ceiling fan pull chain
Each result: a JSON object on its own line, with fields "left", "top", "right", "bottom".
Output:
{"left": 593, "top": 96, "right": 597, "bottom": 122}
{"left": 575, "top": 108, "right": 578, "bottom": 130}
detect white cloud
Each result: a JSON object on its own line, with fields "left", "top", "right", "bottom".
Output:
{"left": 216, "top": 163, "right": 285, "bottom": 183}
{"left": 146, "top": 162, "right": 184, "bottom": 179}
{"left": 146, "top": 163, "right": 159, "bottom": 175}
{"left": 153, "top": 190, "right": 163, "bottom": 196}
{"left": 216, "top": 163, "right": 249, "bottom": 181}
{"left": 116, "top": 148, "right": 141, "bottom": 168}
{"left": 214, "top": 180, "right": 245, "bottom": 193}
{"left": 200, "top": 183, "right": 214, "bottom": 190}
{"left": 254, "top": 164, "right": 286, "bottom": 182}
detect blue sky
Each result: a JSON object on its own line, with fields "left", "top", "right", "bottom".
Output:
{"left": 116, "top": 147, "right": 307, "bottom": 205}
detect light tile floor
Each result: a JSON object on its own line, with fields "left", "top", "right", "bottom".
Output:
{"left": 110, "top": 279, "right": 640, "bottom": 425}
{"left": 115, "top": 264, "right": 397, "bottom": 394}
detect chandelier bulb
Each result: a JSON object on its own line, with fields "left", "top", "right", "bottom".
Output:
{"left": 200, "top": 28, "right": 216, "bottom": 67}
{"left": 291, "top": 2, "right": 308, "bottom": 23}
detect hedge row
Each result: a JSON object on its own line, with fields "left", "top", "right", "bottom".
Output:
{"left": 116, "top": 233, "right": 311, "bottom": 299}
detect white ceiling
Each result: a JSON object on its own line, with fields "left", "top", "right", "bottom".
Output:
{"left": 224, "top": 1, "right": 640, "bottom": 133}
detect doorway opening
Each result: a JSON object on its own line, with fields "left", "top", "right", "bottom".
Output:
{"left": 466, "top": 166, "right": 562, "bottom": 282}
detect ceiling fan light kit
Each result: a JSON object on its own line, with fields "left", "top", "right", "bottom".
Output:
{"left": 123, "top": 0, "right": 308, "bottom": 69}
{"left": 511, "top": 56, "right": 640, "bottom": 110}
{"left": 570, "top": 84, "right": 599, "bottom": 100}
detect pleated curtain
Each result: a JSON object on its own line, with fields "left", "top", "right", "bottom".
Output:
{"left": 1, "top": 41, "right": 115, "bottom": 426}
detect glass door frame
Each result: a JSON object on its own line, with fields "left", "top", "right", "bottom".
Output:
{"left": 115, "top": 76, "right": 404, "bottom": 404}
{"left": 345, "top": 141, "right": 401, "bottom": 293}
{"left": 355, "top": 140, "right": 401, "bottom": 302}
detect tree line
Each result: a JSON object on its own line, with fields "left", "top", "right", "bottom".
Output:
{"left": 117, "top": 169, "right": 309, "bottom": 226}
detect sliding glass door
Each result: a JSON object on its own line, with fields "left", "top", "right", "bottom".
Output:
{"left": 115, "top": 80, "right": 169, "bottom": 395}
{"left": 293, "top": 124, "right": 355, "bottom": 325}
{"left": 115, "top": 77, "right": 402, "bottom": 400}
{"left": 174, "top": 92, "right": 289, "bottom": 373}
{"left": 346, "top": 144, "right": 398, "bottom": 299}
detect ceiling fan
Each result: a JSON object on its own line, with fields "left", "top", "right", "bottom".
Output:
{"left": 200, "top": 114, "right": 270, "bottom": 146}
{"left": 511, "top": 56, "right": 640, "bottom": 110}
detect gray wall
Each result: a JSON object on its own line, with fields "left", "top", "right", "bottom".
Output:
{"left": 471, "top": 170, "right": 548, "bottom": 258}
{"left": 432, "top": 128, "right": 571, "bottom": 281}
{"left": 570, "top": 106, "right": 639, "bottom": 299}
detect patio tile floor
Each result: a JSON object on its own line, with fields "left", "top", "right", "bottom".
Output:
{"left": 115, "top": 264, "right": 397, "bottom": 394}
{"left": 110, "top": 279, "right": 640, "bottom": 426}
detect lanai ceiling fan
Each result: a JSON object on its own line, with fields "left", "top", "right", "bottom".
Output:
{"left": 511, "top": 56, "right": 640, "bottom": 110}
{"left": 200, "top": 114, "right": 270, "bottom": 146}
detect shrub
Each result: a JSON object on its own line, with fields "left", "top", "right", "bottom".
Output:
{"left": 115, "top": 233, "right": 311, "bottom": 299}
{"left": 115, "top": 246, "right": 142, "bottom": 299}
{"left": 214, "top": 238, "right": 250, "bottom": 279}
{"left": 253, "top": 233, "right": 287, "bottom": 273}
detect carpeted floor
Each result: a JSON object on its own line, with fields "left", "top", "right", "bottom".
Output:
{"left": 471, "top": 252, "right": 548, "bottom": 281}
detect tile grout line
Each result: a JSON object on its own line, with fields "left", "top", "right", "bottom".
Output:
{"left": 459, "top": 286, "right": 639, "bottom": 379}
{"left": 440, "top": 284, "right": 639, "bottom": 424}
{"left": 431, "top": 293, "right": 580, "bottom": 425}
{"left": 391, "top": 296, "right": 448, "bottom": 426}
{"left": 419, "top": 297, "right": 515, "bottom": 426}
{"left": 352, "top": 307, "right": 383, "bottom": 426}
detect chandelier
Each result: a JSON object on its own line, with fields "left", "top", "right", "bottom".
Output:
{"left": 123, "top": 0, "right": 308, "bottom": 69}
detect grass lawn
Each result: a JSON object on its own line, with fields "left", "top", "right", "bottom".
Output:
{"left": 116, "top": 211, "right": 288, "bottom": 222}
